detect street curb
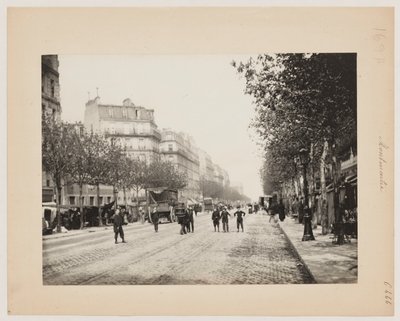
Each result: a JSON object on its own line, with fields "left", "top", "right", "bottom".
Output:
{"left": 277, "top": 221, "right": 317, "bottom": 284}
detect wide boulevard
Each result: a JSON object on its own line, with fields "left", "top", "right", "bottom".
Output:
{"left": 43, "top": 211, "right": 313, "bottom": 285}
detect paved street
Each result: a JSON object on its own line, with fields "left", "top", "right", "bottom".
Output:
{"left": 43, "top": 212, "right": 313, "bottom": 285}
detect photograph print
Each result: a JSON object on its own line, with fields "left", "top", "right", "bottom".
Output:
{"left": 42, "top": 53, "right": 357, "bottom": 285}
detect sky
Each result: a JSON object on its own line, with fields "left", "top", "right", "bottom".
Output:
{"left": 58, "top": 55, "right": 263, "bottom": 201}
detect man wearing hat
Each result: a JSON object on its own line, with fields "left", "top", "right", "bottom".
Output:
{"left": 234, "top": 206, "right": 246, "bottom": 232}
{"left": 113, "top": 208, "right": 126, "bottom": 244}
{"left": 220, "top": 207, "right": 231, "bottom": 232}
{"left": 211, "top": 207, "right": 221, "bottom": 232}
{"left": 151, "top": 205, "right": 159, "bottom": 232}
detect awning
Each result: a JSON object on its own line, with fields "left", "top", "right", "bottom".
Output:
{"left": 345, "top": 175, "right": 357, "bottom": 185}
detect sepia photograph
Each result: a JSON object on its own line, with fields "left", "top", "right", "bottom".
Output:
{"left": 42, "top": 53, "right": 357, "bottom": 285}
{"left": 7, "top": 6, "right": 394, "bottom": 316}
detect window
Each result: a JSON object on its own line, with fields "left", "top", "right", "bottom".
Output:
{"left": 122, "top": 108, "right": 127, "bottom": 118}
{"left": 107, "top": 197, "right": 111, "bottom": 203}
{"left": 169, "top": 155, "right": 174, "bottom": 162}
{"left": 108, "top": 108, "right": 113, "bottom": 118}
{"left": 99, "top": 197, "right": 103, "bottom": 205}
{"left": 50, "top": 79, "right": 55, "bottom": 97}
{"left": 168, "top": 144, "right": 173, "bottom": 151}
{"left": 89, "top": 197, "right": 94, "bottom": 206}
{"left": 135, "top": 110, "right": 139, "bottom": 118}
{"left": 69, "top": 196, "right": 75, "bottom": 205}
{"left": 46, "top": 179, "right": 50, "bottom": 187}
{"left": 139, "top": 138, "right": 145, "bottom": 150}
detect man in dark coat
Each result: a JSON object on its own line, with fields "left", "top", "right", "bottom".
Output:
{"left": 151, "top": 206, "right": 159, "bottom": 232}
{"left": 278, "top": 199, "right": 285, "bottom": 222}
{"left": 234, "top": 206, "right": 246, "bottom": 232}
{"left": 179, "top": 209, "right": 190, "bottom": 235}
{"left": 211, "top": 208, "right": 221, "bottom": 232}
{"left": 113, "top": 208, "right": 126, "bottom": 244}
{"left": 220, "top": 207, "right": 231, "bottom": 232}
{"left": 186, "top": 206, "right": 194, "bottom": 233}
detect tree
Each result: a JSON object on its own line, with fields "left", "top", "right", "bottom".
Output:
{"left": 68, "top": 125, "right": 97, "bottom": 229}
{"left": 105, "top": 138, "right": 126, "bottom": 210}
{"left": 146, "top": 159, "right": 188, "bottom": 190}
{"left": 86, "top": 132, "right": 112, "bottom": 227}
{"left": 233, "top": 53, "right": 356, "bottom": 232}
{"left": 42, "top": 116, "right": 74, "bottom": 232}
{"left": 124, "top": 158, "right": 148, "bottom": 206}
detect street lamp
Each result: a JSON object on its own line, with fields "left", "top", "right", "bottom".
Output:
{"left": 299, "top": 148, "right": 315, "bottom": 241}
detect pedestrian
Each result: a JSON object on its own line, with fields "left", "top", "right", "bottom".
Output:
{"left": 151, "top": 206, "right": 159, "bottom": 232}
{"left": 113, "top": 208, "right": 126, "bottom": 244}
{"left": 179, "top": 208, "right": 189, "bottom": 235}
{"left": 220, "top": 207, "right": 231, "bottom": 232}
{"left": 139, "top": 206, "right": 144, "bottom": 224}
{"left": 234, "top": 206, "right": 246, "bottom": 232}
{"left": 278, "top": 199, "right": 285, "bottom": 222}
{"left": 211, "top": 207, "right": 221, "bottom": 232}
{"left": 187, "top": 206, "right": 194, "bottom": 233}
{"left": 268, "top": 201, "right": 278, "bottom": 223}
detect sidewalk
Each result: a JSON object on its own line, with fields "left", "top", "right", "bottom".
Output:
{"left": 278, "top": 216, "right": 358, "bottom": 284}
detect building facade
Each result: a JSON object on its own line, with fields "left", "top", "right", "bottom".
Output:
{"left": 42, "top": 55, "right": 62, "bottom": 202}
{"left": 84, "top": 97, "right": 161, "bottom": 164}
{"left": 42, "top": 55, "right": 62, "bottom": 122}
{"left": 160, "top": 129, "right": 201, "bottom": 200}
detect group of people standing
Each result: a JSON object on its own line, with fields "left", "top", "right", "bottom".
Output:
{"left": 212, "top": 206, "right": 246, "bottom": 233}
{"left": 177, "top": 206, "right": 195, "bottom": 235}
{"left": 112, "top": 204, "right": 249, "bottom": 244}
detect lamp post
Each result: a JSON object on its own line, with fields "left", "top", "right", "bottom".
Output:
{"left": 299, "top": 148, "right": 315, "bottom": 241}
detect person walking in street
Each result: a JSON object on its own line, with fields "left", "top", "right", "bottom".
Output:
{"left": 211, "top": 207, "right": 221, "bottom": 232}
{"left": 278, "top": 199, "right": 286, "bottom": 222}
{"left": 151, "top": 206, "right": 159, "bottom": 232}
{"left": 187, "top": 206, "right": 194, "bottom": 233}
{"left": 139, "top": 206, "right": 145, "bottom": 224}
{"left": 234, "top": 206, "right": 246, "bottom": 232}
{"left": 220, "top": 207, "right": 231, "bottom": 232}
{"left": 113, "top": 208, "right": 126, "bottom": 244}
{"left": 268, "top": 200, "right": 278, "bottom": 223}
{"left": 179, "top": 208, "right": 190, "bottom": 235}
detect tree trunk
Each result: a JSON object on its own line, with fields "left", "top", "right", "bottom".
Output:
{"left": 55, "top": 180, "right": 62, "bottom": 233}
{"left": 79, "top": 182, "right": 84, "bottom": 229}
{"left": 310, "top": 151, "right": 318, "bottom": 229}
{"left": 320, "top": 140, "right": 329, "bottom": 235}
{"left": 332, "top": 142, "right": 344, "bottom": 244}
{"left": 145, "top": 188, "right": 149, "bottom": 221}
{"left": 97, "top": 181, "right": 103, "bottom": 227}
{"left": 123, "top": 186, "right": 127, "bottom": 208}
{"left": 113, "top": 185, "right": 118, "bottom": 210}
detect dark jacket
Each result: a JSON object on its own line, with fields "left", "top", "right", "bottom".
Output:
{"left": 234, "top": 210, "right": 245, "bottom": 221}
{"left": 212, "top": 210, "right": 220, "bottom": 222}
{"left": 151, "top": 211, "right": 159, "bottom": 223}
{"left": 220, "top": 210, "right": 231, "bottom": 222}
{"left": 113, "top": 213, "right": 123, "bottom": 232}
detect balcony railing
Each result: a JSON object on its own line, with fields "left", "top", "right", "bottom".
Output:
{"left": 105, "top": 128, "right": 161, "bottom": 140}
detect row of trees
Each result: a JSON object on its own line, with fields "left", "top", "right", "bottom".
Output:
{"left": 199, "top": 177, "right": 250, "bottom": 202}
{"left": 42, "top": 116, "right": 187, "bottom": 231}
{"left": 233, "top": 53, "right": 356, "bottom": 225}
